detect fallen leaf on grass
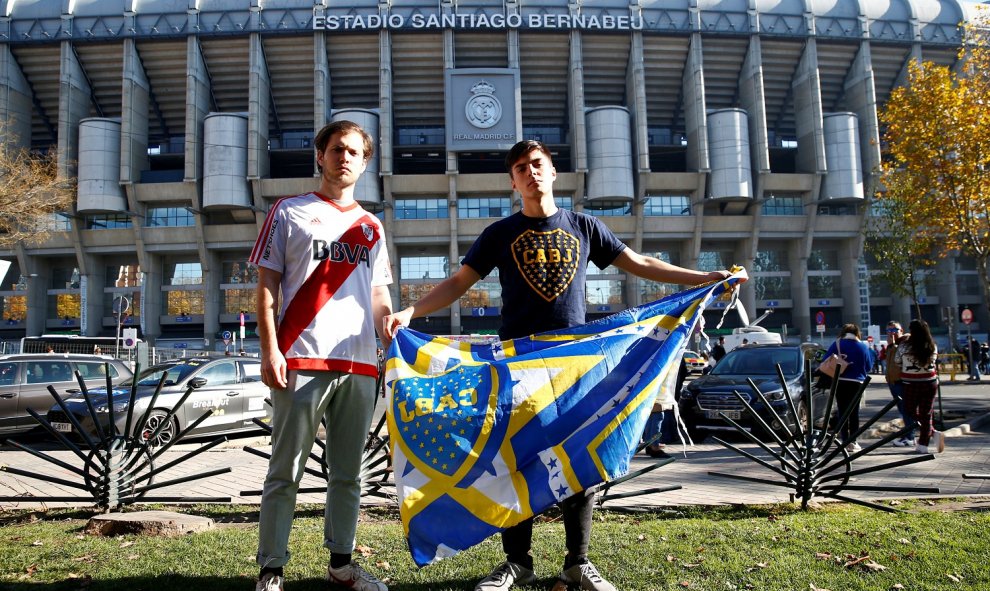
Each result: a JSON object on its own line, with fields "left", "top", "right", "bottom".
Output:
{"left": 947, "top": 573, "right": 964, "bottom": 583}
{"left": 72, "top": 555, "right": 95, "bottom": 563}
{"left": 889, "top": 500, "right": 901, "bottom": 506}
{"left": 809, "top": 585, "right": 831, "bottom": 591}
{"left": 666, "top": 555, "right": 677, "bottom": 562}
{"left": 745, "top": 562, "right": 769, "bottom": 572}
{"left": 814, "top": 552, "right": 832, "bottom": 561}
{"left": 681, "top": 563, "right": 702, "bottom": 569}
{"left": 31, "top": 540, "right": 43, "bottom": 546}
{"left": 354, "top": 544, "right": 375, "bottom": 557}
{"left": 637, "top": 534, "right": 646, "bottom": 541}
{"left": 127, "top": 554, "right": 139, "bottom": 560}
{"left": 891, "top": 584, "right": 906, "bottom": 590}
{"left": 376, "top": 560, "right": 390, "bottom": 570}
{"left": 119, "top": 541, "right": 136, "bottom": 548}
{"left": 843, "top": 555, "right": 871, "bottom": 569}
{"left": 862, "top": 561, "right": 887, "bottom": 572}
{"left": 896, "top": 538, "right": 911, "bottom": 545}
{"left": 678, "top": 581, "right": 691, "bottom": 588}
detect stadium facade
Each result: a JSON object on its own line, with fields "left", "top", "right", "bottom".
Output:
{"left": 0, "top": 0, "right": 985, "bottom": 351}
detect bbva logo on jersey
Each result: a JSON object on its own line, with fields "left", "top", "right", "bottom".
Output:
{"left": 312, "top": 239, "right": 371, "bottom": 267}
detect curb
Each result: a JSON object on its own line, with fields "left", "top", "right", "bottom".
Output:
{"left": 867, "top": 411, "right": 990, "bottom": 440}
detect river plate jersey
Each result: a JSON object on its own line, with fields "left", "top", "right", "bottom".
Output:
{"left": 462, "top": 209, "right": 625, "bottom": 340}
{"left": 249, "top": 192, "right": 392, "bottom": 377}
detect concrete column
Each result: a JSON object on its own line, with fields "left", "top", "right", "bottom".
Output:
{"left": 121, "top": 39, "right": 150, "bottom": 185}
{"left": 184, "top": 37, "right": 211, "bottom": 183}
{"left": 568, "top": 30, "right": 588, "bottom": 174}
{"left": 0, "top": 44, "right": 34, "bottom": 149}
{"left": 203, "top": 249, "right": 220, "bottom": 345}
{"left": 739, "top": 36, "right": 770, "bottom": 178}
{"left": 627, "top": 31, "right": 648, "bottom": 307}
{"left": 141, "top": 253, "right": 163, "bottom": 343}
{"left": 789, "top": 244, "right": 811, "bottom": 339}
{"left": 58, "top": 42, "right": 92, "bottom": 180}
{"left": 682, "top": 33, "right": 709, "bottom": 173}
{"left": 248, "top": 33, "right": 271, "bottom": 181}
{"left": 839, "top": 240, "right": 862, "bottom": 327}
{"left": 378, "top": 25, "right": 393, "bottom": 176}
{"left": 314, "top": 29, "right": 331, "bottom": 176}
{"left": 843, "top": 40, "right": 881, "bottom": 198}
{"left": 792, "top": 39, "right": 826, "bottom": 174}
{"left": 81, "top": 258, "right": 105, "bottom": 337}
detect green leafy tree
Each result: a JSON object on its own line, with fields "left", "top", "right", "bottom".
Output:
{"left": 875, "top": 14, "right": 990, "bottom": 318}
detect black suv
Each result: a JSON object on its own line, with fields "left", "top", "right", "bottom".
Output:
{"left": 679, "top": 343, "right": 825, "bottom": 441}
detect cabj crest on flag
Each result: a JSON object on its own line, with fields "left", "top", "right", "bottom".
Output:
{"left": 385, "top": 272, "right": 745, "bottom": 567}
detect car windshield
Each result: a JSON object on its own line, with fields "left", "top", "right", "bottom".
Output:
{"left": 712, "top": 348, "right": 801, "bottom": 376}
{"left": 137, "top": 363, "right": 199, "bottom": 386}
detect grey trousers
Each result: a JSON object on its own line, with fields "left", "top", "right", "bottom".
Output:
{"left": 256, "top": 370, "right": 377, "bottom": 568}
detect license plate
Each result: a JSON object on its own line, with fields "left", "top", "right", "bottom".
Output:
{"left": 706, "top": 410, "right": 741, "bottom": 420}
{"left": 51, "top": 422, "right": 72, "bottom": 433}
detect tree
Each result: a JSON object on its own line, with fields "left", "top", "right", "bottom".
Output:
{"left": 864, "top": 185, "right": 940, "bottom": 319}
{"left": 0, "top": 137, "right": 75, "bottom": 248}
{"left": 875, "top": 14, "right": 990, "bottom": 320}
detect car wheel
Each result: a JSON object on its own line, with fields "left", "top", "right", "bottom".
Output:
{"left": 140, "top": 409, "right": 179, "bottom": 447}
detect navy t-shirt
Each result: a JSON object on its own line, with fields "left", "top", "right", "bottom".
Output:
{"left": 461, "top": 209, "right": 626, "bottom": 340}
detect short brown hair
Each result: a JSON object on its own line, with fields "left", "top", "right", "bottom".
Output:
{"left": 840, "top": 323, "right": 861, "bottom": 338}
{"left": 505, "top": 139, "right": 552, "bottom": 173}
{"left": 314, "top": 120, "right": 374, "bottom": 165}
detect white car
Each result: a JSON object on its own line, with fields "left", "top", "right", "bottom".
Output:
{"left": 682, "top": 350, "right": 707, "bottom": 374}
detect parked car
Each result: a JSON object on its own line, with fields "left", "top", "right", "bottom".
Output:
{"left": 679, "top": 343, "right": 825, "bottom": 441}
{"left": 0, "top": 354, "right": 133, "bottom": 437}
{"left": 46, "top": 356, "right": 271, "bottom": 446}
{"left": 682, "top": 350, "right": 707, "bottom": 374}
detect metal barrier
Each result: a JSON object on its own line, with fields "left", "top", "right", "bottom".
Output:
{"left": 0, "top": 364, "right": 233, "bottom": 511}
{"left": 938, "top": 353, "right": 965, "bottom": 381}
{"left": 707, "top": 360, "right": 939, "bottom": 512}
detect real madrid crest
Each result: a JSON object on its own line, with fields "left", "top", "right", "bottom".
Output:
{"left": 465, "top": 79, "right": 502, "bottom": 129}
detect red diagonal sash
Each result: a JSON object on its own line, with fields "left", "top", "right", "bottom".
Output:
{"left": 276, "top": 217, "right": 378, "bottom": 354}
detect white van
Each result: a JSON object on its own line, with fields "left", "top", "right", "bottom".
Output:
{"left": 721, "top": 326, "right": 782, "bottom": 353}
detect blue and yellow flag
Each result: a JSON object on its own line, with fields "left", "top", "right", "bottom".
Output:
{"left": 385, "top": 272, "right": 744, "bottom": 567}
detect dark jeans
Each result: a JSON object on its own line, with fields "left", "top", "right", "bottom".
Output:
{"left": 502, "top": 488, "right": 594, "bottom": 568}
{"left": 834, "top": 379, "right": 863, "bottom": 445}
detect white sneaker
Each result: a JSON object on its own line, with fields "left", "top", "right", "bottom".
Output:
{"left": 256, "top": 572, "right": 283, "bottom": 591}
{"left": 931, "top": 431, "right": 946, "bottom": 453}
{"left": 475, "top": 562, "right": 536, "bottom": 591}
{"left": 892, "top": 437, "right": 915, "bottom": 447}
{"left": 846, "top": 442, "right": 862, "bottom": 453}
{"left": 327, "top": 562, "right": 388, "bottom": 591}
{"left": 558, "top": 561, "right": 617, "bottom": 591}
{"left": 916, "top": 444, "right": 930, "bottom": 454}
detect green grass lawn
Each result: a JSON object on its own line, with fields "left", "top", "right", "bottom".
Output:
{"left": 1, "top": 500, "right": 988, "bottom": 590}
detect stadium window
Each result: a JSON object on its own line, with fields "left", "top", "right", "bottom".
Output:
{"left": 85, "top": 213, "right": 133, "bottom": 229}
{"left": 394, "top": 198, "right": 449, "bottom": 220}
{"left": 145, "top": 206, "right": 195, "bottom": 227}
{"left": 458, "top": 196, "right": 510, "bottom": 218}
{"left": 643, "top": 195, "right": 691, "bottom": 216}
{"left": 762, "top": 194, "right": 803, "bottom": 216}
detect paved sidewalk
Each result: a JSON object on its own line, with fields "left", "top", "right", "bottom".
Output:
{"left": 2, "top": 380, "right": 988, "bottom": 512}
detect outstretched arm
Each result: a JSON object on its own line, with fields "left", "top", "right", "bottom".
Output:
{"left": 611, "top": 249, "right": 744, "bottom": 286}
{"left": 383, "top": 265, "right": 483, "bottom": 339}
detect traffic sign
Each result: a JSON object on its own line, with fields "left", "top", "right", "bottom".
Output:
{"left": 962, "top": 309, "right": 974, "bottom": 325}
{"left": 815, "top": 311, "right": 825, "bottom": 325}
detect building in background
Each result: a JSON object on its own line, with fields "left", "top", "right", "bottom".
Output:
{"left": 0, "top": 0, "right": 985, "bottom": 351}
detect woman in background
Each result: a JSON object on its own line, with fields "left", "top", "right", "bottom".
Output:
{"left": 822, "top": 323, "right": 874, "bottom": 452}
{"left": 894, "top": 319, "right": 943, "bottom": 454}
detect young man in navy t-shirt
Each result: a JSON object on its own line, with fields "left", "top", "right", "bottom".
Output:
{"left": 384, "top": 139, "right": 738, "bottom": 591}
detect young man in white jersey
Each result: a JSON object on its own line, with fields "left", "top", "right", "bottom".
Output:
{"left": 384, "top": 139, "right": 740, "bottom": 591}
{"left": 250, "top": 120, "right": 393, "bottom": 591}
